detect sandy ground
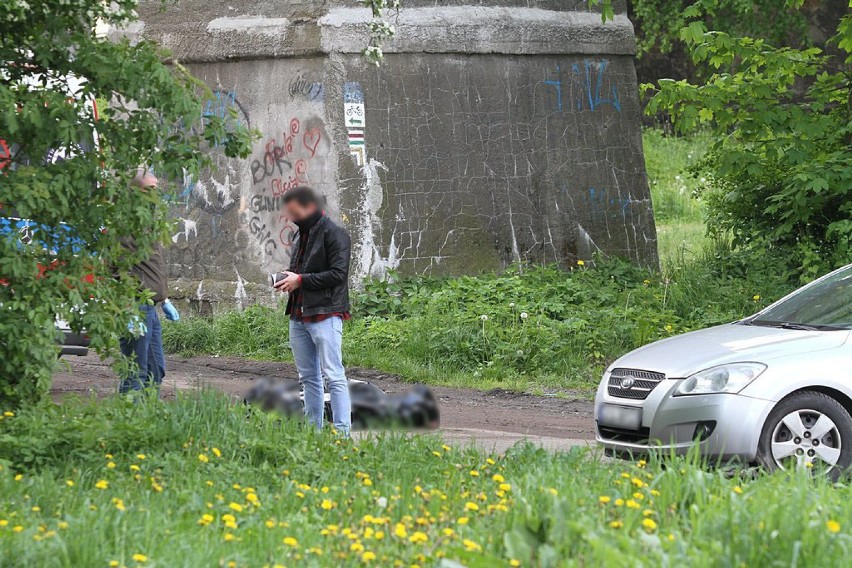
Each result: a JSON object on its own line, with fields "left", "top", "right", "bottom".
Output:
{"left": 53, "top": 354, "right": 597, "bottom": 453}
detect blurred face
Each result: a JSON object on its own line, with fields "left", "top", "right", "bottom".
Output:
{"left": 284, "top": 199, "right": 318, "bottom": 223}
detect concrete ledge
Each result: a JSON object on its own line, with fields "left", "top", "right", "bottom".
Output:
{"left": 319, "top": 6, "right": 636, "bottom": 56}
{"left": 136, "top": 6, "right": 635, "bottom": 62}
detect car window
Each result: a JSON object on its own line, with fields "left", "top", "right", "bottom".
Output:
{"left": 750, "top": 266, "right": 852, "bottom": 330}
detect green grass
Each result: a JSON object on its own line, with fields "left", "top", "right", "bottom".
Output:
{"left": 164, "top": 255, "right": 793, "bottom": 397}
{"left": 643, "top": 129, "right": 711, "bottom": 225}
{"left": 1, "top": 393, "right": 851, "bottom": 567}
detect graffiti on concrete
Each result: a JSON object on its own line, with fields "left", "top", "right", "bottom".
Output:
{"left": 288, "top": 72, "right": 324, "bottom": 102}
{"left": 543, "top": 60, "right": 621, "bottom": 113}
{"left": 247, "top": 116, "right": 329, "bottom": 258}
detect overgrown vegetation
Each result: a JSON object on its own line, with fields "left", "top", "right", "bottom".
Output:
{"left": 0, "top": 0, "right": 253, "bottom": 406}
{"left": 646, "top": 0, "right": 852, "bottom": 280}
{"left": 1, "top": 392, "right": 851, "bottom": 566}
{"left": 164, "top": 252, "right": 792, "bottom": 395}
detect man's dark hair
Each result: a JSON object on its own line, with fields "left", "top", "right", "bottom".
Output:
{"left": 283, "top": 186, "right": 321, "bottom": 207}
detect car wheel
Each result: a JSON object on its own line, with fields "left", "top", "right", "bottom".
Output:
{"left": 757, "top": 391, "right": 852, "bottom": 478}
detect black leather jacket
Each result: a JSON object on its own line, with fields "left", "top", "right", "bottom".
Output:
{"left": 285, "top": 215, "right": 351, "bottom": 318}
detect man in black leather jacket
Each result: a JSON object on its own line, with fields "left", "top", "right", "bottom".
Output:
{"left": 274, "top": 187, "right": 352, "bottom": 435}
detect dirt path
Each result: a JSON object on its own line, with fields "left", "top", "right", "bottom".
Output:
{"left": 53, "top": 354, "right": 596, "bottom": 452}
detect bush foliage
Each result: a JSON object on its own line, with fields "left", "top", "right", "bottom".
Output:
{"left": 646, "top": 1, "right": 852, "bottom": 280}
{"left": 0, "top": 1, "right": 252, "bottom": 406}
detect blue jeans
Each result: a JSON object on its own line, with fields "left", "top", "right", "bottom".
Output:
{"left": 289, "top": 316, "right": 351, "bottom": 436}
{"left": 119, "top": 304, "right": 165, "bottom": 396}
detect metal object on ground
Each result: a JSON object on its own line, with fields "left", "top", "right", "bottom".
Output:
{"left": 244, "top": 378, "right": 440, "bottom": 430}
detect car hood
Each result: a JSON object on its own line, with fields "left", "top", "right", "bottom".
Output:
{"left": 609, "top": 323, "right": 850, "bottom": 378}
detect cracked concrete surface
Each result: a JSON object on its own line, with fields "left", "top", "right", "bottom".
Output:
{"left": 133, "top": 0, "right": 656, "bottom": 307}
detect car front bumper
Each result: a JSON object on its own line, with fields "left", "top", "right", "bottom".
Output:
{"left": 595, "top": 374, "right": 775, "bottom": 463}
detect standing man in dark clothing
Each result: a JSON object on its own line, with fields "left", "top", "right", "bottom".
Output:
{"left": 274, "top": 186, "right": 352, "bottom": 436}
{"left": 119, "top": 170, "right": 180, "bottom": 396}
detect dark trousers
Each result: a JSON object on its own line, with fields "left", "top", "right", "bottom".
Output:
{"left": 119, "top": 304, "right": 165, "bottom": 395}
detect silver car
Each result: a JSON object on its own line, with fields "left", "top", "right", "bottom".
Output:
{"left": 595, "top": 263, "right": 852, "bottom": 474}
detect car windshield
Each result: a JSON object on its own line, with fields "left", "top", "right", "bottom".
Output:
{"left": 747, "top": 265, "right": 852, "bottom": 331}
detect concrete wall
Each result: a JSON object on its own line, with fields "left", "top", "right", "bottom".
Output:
{"left": 135, "top": 0, "right": 657, "bottom": 308}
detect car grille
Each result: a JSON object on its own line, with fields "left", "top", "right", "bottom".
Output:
{"left": 607, "top": 368, "right": 666, "bottom": 400}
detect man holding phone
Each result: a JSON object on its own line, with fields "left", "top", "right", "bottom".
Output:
{"left": 274, "top": 186, "right": 352, "bottom": 436}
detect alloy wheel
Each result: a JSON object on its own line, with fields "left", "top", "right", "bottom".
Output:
{"left": 770, "top": 408, "right": 842, "bottom": 471}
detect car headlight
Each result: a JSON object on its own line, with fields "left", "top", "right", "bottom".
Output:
{"left": 674, "top": 363, "right": 766, "bottom": 396}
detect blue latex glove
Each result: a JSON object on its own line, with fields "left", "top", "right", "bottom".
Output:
{"left": 162, "top": 299, "right": 180, "bottom": 321}
{"left": 128, "top": 315, "right": 148, "bottom": 337}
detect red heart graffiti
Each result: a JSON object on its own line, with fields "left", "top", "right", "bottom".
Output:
{"left": 302, "top": 127, "right": 321, "bottom": 158}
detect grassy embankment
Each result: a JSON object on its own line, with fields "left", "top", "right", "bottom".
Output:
{"left": 163, "top": 130, "right": 792, "bottom": 395}
{"left": 1, "top": 393, "right": 850, "bottom": 567}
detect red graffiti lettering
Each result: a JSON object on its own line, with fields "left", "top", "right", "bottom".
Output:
{"left": 302, "top": 127, "right": 321, "bottom": 158}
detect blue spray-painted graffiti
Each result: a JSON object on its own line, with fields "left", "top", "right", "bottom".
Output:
{"left": 587, "top": 187, "right": 636, "bottom": 219}
{"left": 166, "top": 89, "right": 250, "bottom": 204}
{"left": 543, "top": 60, "right": 621, "bottom": 113}
{"left": 203, "top": 89, "right": 251, "bottom": 129}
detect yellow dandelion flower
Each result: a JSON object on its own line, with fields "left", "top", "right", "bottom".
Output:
{"left": 509, "top": 561, "right": 521, "bottom": 567}
{"left": 228, "top": 502, "right": 243, "bottom": 512}
{"left": 14, "top": 474, "right": 23, "bottom": 481}
{"left": 464, "top": 502, "right": 479, "bottom": 512}
{"left": 212, "top": 447, "right": 222, "bottom": 458}
{"left": 463, "top": 539, "right": 482, "bottom": 552}
{"left": 394, "top": 523, "right": 407, "bottom": 538}
{"left": 469, "top": 470, "right": 479, "bottom": 477}
{"left": 13, "top": 525, "right": 24, "bottom": 533}
{"left": 827, "top": 520, "right": 841, "bottom": 534}
{"left": 614, "top": 498, "right": 624, "bottom": 507}
{"left": 577, "top": 260, "right": 585, "bottom": 266}
{"left": 198, "top": 454, "right": 209, "bottom": 463}
{"left": 130, "top": 465, "right": 140, "bottom": 472}
{"left": 58, "top": 522, "right": 68, "bottom": 529}
{"left": 109, "top": 561, "right": 119, "bottom": 567}
{"left": 499, "top": 483, "right": 512, "bottom": 492}
{"left": 457, "top": 517, "right": 469, "bottom": 525}
{"left": 486, "top": 458, "right": 496, "bottom": 465}
{"left": 351, "top": 542, "right": 365, "bottom": 553}
{"left": 223, "top": 532, "right": 235, "bottom": 542}
{"left": 599, "top": 496, "right": 611, "bottom": 504}
{"left": 321, "top": 500, "right": 334, "bottom": 511}
{"left": 632, "top": 492, "right": 644, "bottom": 500}
{"left": 626, "top": 499, "right": 640, "bottom": 509}
{"left": 409, "top": 531, "right": 428, "bottom": 544}
{"left": 643, "top": 509, "right": 654, "bottom": 517}
{"left": 547, "top": 488, "right": 558, "bottom": 496}
{"left": 492, "top": 474, "right": 505, "bottom": 483}
{"left": 106, "top": 462, "right": 116, "bottom": 469}
{"left": 753, "top": 295, "right": 761, "bottom": 301}
{"left": 733, "top": 486, "right": 743, "bottom": 494}
{"left": 283, "top": 536, "right": 299, "bottom": 547}
{"left": 66, "top": 480, "right": 75, "bottom": 487}
{"left": 362, "top": 551, "right": 377, "bottom": 562}
{"left": 3, "top": 411, "right": 14, "bottom": 417}
{"left": 95, "top": 480, "right": 109, "bottom": 490}
{"left": 609, "top": 520, "right": 623, "bottom": 529}
{"left": 642, "top": 518, "right": 657, "bottom": 531}
{"left": 132, "top": 553, "right": 148, "bottom": 562}
{"left": 363, "top": 478, "right": 373, "bottom": 487}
